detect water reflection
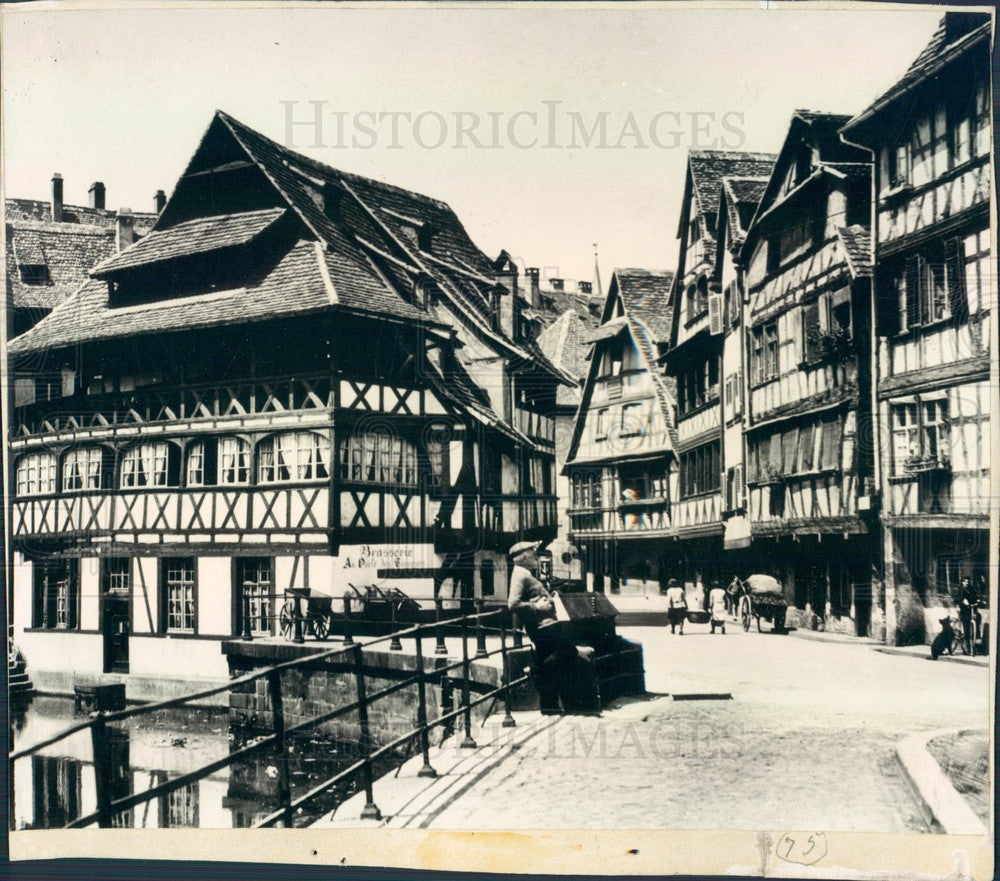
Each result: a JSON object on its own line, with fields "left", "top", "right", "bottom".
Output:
{"left": 12, "top": 696, "right": 382, "bottom": 829}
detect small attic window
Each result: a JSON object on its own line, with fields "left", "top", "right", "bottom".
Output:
{"left": 322, "top": 182, "right": 344, "bottom": 221}
{"left": 19, "top": 264, "right": 50, "bottom": 285}
{"left": 415, "top": 277, "right": 439, "bottom": 310}
{"left": 417, "top": 223, "right": 436, "bottom": 252}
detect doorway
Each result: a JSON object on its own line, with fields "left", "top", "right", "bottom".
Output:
{"left": 102, "top": 558, "right": 131, "bottom": 674}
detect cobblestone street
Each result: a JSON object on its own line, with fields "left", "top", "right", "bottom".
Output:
{"left": 320, "top": 623, "right": 990, "bottom": 832}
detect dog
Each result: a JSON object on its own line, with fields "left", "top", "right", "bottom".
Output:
{"left": 930, "top": 616, "right": 956, "bottom": 660}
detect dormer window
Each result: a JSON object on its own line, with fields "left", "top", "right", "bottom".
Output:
{"left": 417, "top": 223, "right": 436, "bottom": 252}
{"left": 415, "top": 277, "right": 439, "bottom": 310}
{"left": 18, "top": 264, "right": 50, "bottom": 285}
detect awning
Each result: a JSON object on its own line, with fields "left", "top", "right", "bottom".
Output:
{"left": 90, "top": 207, "right": 288, "bottom": 278}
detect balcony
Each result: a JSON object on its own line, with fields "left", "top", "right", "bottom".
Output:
{"left": 13, "top": 373, "right": 336, "bottom": 440}
{"left": 513, "top": 408, "right": 555, "bottom": 446}
{"left": 568, "top": 496, "right": 670, "bottom": 538}
{"left": 903, "top": 455, "right": 951, "bottom": 475}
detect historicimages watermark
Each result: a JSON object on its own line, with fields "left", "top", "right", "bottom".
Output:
{"left": 280, "top": 100, "right": 748, "bottom": 150}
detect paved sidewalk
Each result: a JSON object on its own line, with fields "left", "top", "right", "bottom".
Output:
{"left": 310, "top": 625, "right": 989, "bottom": 833}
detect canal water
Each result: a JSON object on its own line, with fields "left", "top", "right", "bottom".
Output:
{"left": 10, "top": 694, "right": 407, "bottom": 829}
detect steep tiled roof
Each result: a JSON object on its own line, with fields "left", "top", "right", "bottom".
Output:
{"left": 10, "top": 242, "right": 387, "bottom": 353}
{"left": 91, "top": 208, "right": 286, "bottom": 277}
{"left": 11, "top": 111, "right": 568, "bottom": 393}
{"left": 837, "top": 225, "right": 872, "bottom": 278}
{"left": 842, "top": 15, "right": 991, "bottom": 135}
{"left": 537, "top": 308, "right": 591, "bottom": 406}
{"left": 614, "top": 268, "right": 674, "bottom": 344}
{"left": 5, "top": 198, "right": 157, "bottom": 229}
{"left": 6, "top": 206, "right": 157, "bottom": 318}
{"left": 720, "top": 176, "right": 770, "bottom": 245}
{"left": 688, "top": 151, "right": 778, "bottom": 230}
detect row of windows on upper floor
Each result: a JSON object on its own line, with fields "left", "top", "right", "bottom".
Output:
{"left": 14, "top": 430, "right": 446, "bottom": 498}
{"left": 883, "top": 80, "right": 990, "bottom": 192}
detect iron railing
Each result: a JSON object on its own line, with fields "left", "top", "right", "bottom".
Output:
{"left": 9, "top": 600, "right": 529, "bottom": 830}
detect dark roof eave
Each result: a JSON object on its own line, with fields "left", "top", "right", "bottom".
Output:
{"left": 840, "top": 24, "right": 991, "bottom": 142}
{"left": 8, "top": 299, "right": 451, "bottom": 360}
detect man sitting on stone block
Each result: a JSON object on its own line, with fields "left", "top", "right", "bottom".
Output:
{"left": 507, "top": 541, "right": 592, "bottom": 715}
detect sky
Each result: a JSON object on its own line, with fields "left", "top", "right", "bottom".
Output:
{"left": 2, "top": 4, "right": 946, "bottom": 282}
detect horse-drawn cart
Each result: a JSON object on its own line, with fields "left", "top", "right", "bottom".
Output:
{"left": 279, "top": 584, "right": 422, "bottom": 641}
{"left": 736, "top": 574, "right": 788, "bottom": 633}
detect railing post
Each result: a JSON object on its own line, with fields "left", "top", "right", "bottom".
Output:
{"left": 241, "top": 592, "right": 253, "bottom": 641}
{"left": 90, "top": 713, "right": 114, "bottom": 828}
{"left": 342, "top": 595, "right": 354, "bottom": 645}
{"left": 351, "top": 644, "right": 382, "bottom": 820}
{"left": 266, "top": 669, "right": 293, "bottom": 827}
{"left": 389, "top": 599, "right": 402, "bottom": 651}
{"left": 459, "top": 616, "right": 476, "bottom": 748}
{"left": 499, "top": 612, "right": 516, "bottom": 728}
{"left": 474, "top": 598, "right": 488, "bottom": 659}
{"left": 434, "top": 596, "right": 448, "bottom": 656}
{"left": 292, "top": 597, "right": 305, "bottom": 645}
{"left": 414, "top": 636, "right": 437, "bottom": 778}
{"left": 512, "top": 612, "right": 524, "bottom": 648}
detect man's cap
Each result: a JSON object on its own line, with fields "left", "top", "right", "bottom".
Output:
{"left": 509, "top": 540, "right": 541, "bottom": 558}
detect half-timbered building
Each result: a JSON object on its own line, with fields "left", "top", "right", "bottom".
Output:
{"left": 563, "top": 269, "right": 676, "bottom": 594}
{"left": 840, "top": 12, "right": 993, "bottom": 644}
{"left": 8, "top": 111, "right": 568, "bottom": 696}
{"left": 740, "top": 111, "right": 878, "bottom": 635}
{"left": 663, "top": 150, "right": 776, "bottom": 588}
{"left": 711, "top": 175, "right": 771, "bottom": 554}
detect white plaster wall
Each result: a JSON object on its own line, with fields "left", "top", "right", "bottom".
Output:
{"left": 13, "top": 552, "right": 33, "bottom": 633}
{"left": 80, "top": 557, "right": 101, "bottom": 631}
{"left": 132, "top": 558, "right": 159, "bottom": 634}
{"left": 130, "top": 635, "right": 229, "bottom": 681}
{"left": 198, "top": 557, "right": 232, "bottom": 636}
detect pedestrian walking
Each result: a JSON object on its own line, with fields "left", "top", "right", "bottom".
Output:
{"left": 709, "top": 580, "right": 728, "bottom": 634}
{"left": 665, "top": 578, "right": 687, "bottom": 634}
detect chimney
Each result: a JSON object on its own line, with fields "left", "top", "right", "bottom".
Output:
{"left": 526, "top": 267, "right": 541, "bottom": 308}
{"left": 88, "top": 181, "right": 106, "bottom": 210}
{"left": 116, "top": 208, "right": 135, "bottom": 252}
{"left": 51, "top": 173, "right": 64, "bottom": 222}
{"left": 154, "top": 189, "right": 167, "bottom": 213}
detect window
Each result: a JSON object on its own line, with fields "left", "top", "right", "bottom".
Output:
{"left": 104, "top": 557, "right": 131, "bottom": 593}
{"left": 892, "top": 403, "right": 919, "bottom": 475}
{"left": 16, "top": 452, "right": 57, "bottom": 496}
{"left": 62, "top": 447, "right": 105, "bottom": 492}
{"left": 595, "top": 408, "right": 608, "bottom": 439}
{"left": 768, "top": 485, "right": 785, "bottom": 518}
{"left": 895, "top": 241, "right": 968, "bottom": 333}
{"left": 751, "top": 322, "right": 779, "bottom": 385}
{"left": 162, "top": 559, "right": 196, "bottom": 633}
{"left": 952, "top": 116, "right": 971, "bottom": 167}
{"left": 219, "top": 437, "right": 251, "bottom": 485}
{"left": 962, "top": 228, "right": 990, "bottom": 322}
{"left": 32, "top": 560, "right": 77, "bottom": 630}
{"left": 237, "top": 558, "right": 273, "bottom": 636}
{"left": 803, "top": 290, "right": 852, "bottom": 363}
{"left": 425, "top": 437, "right": 448, "bottom": 491}
{"left": 160, "top": 783, "right": 199, "bottom": 828}
{"left": 910, "top": 115, "right": 935, "bottom": 187}
{"left": 571, "top": 472, "right": 603, "bottom": 508}
{"left": 120, "top": 442, "right": 179, "bottom": 488}
{"left": 680, "top": 441, "right": 720, "bottom": 498}
{"left": 724, "top": 463, "right": 745, "bottom": 512}
{"left": 687, "top": 278, "right": 708, "bottom": 320}
{"left": 259, "top": 432, "right": 330, "bottom": 483}
{"left": 620, "top": 402, "right": 645, "bottom": 437}
{"left": 186, "top": 441, "right": 206, "bottom": 487}
{"left": 889, "top": 141, "right": 910, "bottom": 187}
{"left": 922, "top": 399, "right": 949, "bottom": 462}
{"left": 339, "top": 432, "right": 417, "bottom": 486}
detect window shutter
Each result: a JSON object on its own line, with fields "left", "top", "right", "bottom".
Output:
{"left": 734, "top": 377, "right": 743, "bottom": 416}
{"left": 904, "top": 255, "right": 921, "bottom": 328}
{"left": 735, "top": 463, "right": 744, "bottom": 508}
{"left": 803, "top": 300, "right": 820, "bottom": 361}
{"left": 944, "top": 237, "right": 968, "bottom": 321}
{"left": 708, "top": 292, "right": 724, "bottom": 335}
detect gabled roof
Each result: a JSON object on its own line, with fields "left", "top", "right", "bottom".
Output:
{"left": 612, "top": 268, "right": 675, "bottom": 344}
{"left": 684, "top": 150, "right": 778, "bottom": 238}
{"left": 750, "top": 110, "right": 869, "bottom": 226}
{"left": 720, "top": 176, "right": 770, "bottom": 247}
{"left": 841, "top": 14, "right": 992, "bottom": 140}
{"left": 11, "top": 110, "right": 568, "bottom": 389}
{"left": 564, "top": 268, "right": 677, "bottom": 466}
{"left": 5, "top": 198, "right": 157, "bottom": 230}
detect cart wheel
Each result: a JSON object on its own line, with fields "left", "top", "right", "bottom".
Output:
{"left": 740, "top": 596, "right": 752, "bottom": 632}
{"left": 279, "top": 599, "right": 297, "bottom": 640}
{"left": 311, "top": 614, "right": 330, "bottom": 642}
